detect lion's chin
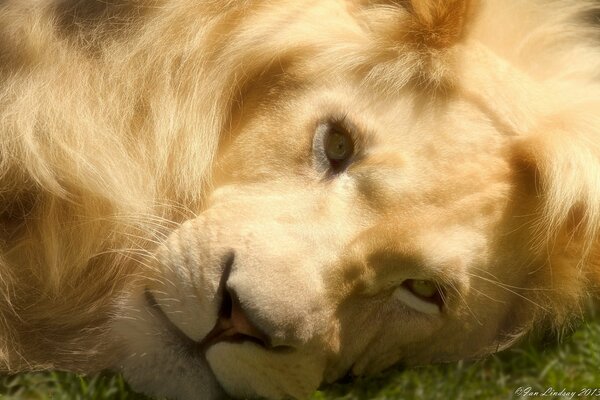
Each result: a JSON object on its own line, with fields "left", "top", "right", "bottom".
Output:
{"left": 113, "top": 283, "right": 227, "bottom": 400}
{"left": 121, "top": 349, "right": 225, "bottom": 400}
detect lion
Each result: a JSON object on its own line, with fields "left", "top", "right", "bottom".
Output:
{"left": 1, "top": 0, "right": 599, "bottom": 399}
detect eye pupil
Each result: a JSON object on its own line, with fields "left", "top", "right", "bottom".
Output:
{"left": 325, "top": 130, "right": 352, "bottom": 162}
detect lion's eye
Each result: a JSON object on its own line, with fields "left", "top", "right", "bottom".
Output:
{"left": 325, "top": 129, "right": 353, "bottom": 163}
{"left": 407, "top": 279, "right": 437, "bottom": 299}
{"left": 313, "top": 119, "right": 356, "bottom": 173}
{"left": 394, "top": 279, "right": 443, "bottom": 315}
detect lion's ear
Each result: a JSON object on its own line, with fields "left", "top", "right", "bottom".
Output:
{"left": 359, "top": 0, "right": 474, "bottom": 47}
{"left": 399, "top": 0, "right": 474, "bottom": 49}
{"left": 508, "top": 102, "right": 600, "bottom": 322}
{"left": 516, "top": 106, "right": 600, "bottom": 260}
{"left": 357, "top": 0, "right": 475, "bottom": 88}
{"left": 519, "top": 118, "right": 600, "bottom": 321}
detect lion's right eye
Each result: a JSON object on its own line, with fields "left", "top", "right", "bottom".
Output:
{"left": 394, "top": 279, "right": 443, "bottom": 315}
{"left": 407, "top": 279, "right": 438, "bottom": 299}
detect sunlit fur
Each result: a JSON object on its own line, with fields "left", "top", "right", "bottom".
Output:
{"left": 0, "top": 0, "right": 599, "bottom": 398}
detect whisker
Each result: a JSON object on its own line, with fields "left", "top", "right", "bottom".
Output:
{"left": 466, "top": 273, "right": 549, "bottom": 312}
{"left": 468, "top": 269, "right": 551, "bottom": 292}
{"left": 470, "top": 286, "right": 506, "bottom": 305}
{"left": 446, "top": 281, "right": 483, "bottom": 326}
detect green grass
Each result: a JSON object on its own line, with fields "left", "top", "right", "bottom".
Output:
{"left": 2, "top": 315, "right": 600, "bottom": 400}
{"left": 0, "top": 372, "right": 147, "bottom": 400}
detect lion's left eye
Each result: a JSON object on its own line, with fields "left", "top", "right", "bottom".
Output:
{"left": 324, "top": 128, "right": 353, "bottom": 163}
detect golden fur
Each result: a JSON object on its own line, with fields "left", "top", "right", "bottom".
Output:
{"left": 1, "top": 0, "right": 599, "bottom": 399}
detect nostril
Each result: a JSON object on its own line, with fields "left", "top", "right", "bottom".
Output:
{"left": 219, "top": 283, "right": 233, "bottom": 320}
{"left": 200, "top": 252, "right": 292, "bottom": 351}
{"left": 225, "top": 286, "right": 272, "bottom": 348}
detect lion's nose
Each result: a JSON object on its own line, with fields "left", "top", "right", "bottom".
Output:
{"left": 215, "top": 252, "right": 313, "bottom": 349}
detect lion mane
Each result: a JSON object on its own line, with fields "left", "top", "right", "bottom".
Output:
{"left": 0, "top": 0, "right": 600, "bottom": 398}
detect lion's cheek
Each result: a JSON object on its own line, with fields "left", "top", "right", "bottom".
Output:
{"left": 149, "top": 218, "right": 230, "bottom": 341}
{"left": 206, "top": 343, "right": 326, "bottom": 400}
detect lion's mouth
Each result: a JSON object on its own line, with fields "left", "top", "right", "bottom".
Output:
{"left": 145, "top": 253, "right": 274, "bottom": 353}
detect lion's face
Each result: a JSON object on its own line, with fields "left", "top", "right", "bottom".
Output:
{"left": 115, "top": 71, "right": 540, "bottom": 399}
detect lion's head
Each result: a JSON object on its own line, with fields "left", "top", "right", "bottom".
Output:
{"left": 1, "top": 0, "right": 600, "bottom": 399}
